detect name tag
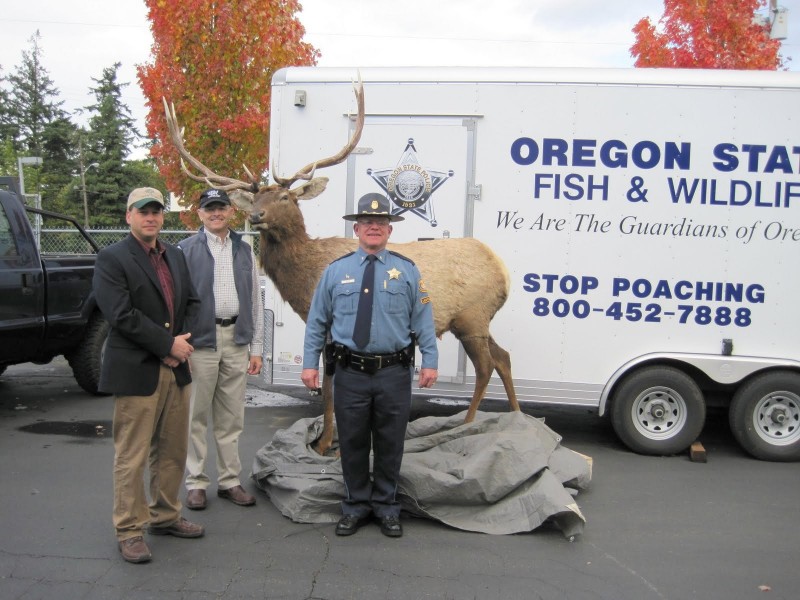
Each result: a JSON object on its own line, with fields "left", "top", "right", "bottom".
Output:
{"left": 341, "top": 278, "right": 355, "bottom": 284}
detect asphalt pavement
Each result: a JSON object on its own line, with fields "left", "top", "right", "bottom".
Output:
{"left": 0, "top": 358, "right": 797, "bottom": 600}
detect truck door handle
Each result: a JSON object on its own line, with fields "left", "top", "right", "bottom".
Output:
{"left": 21, "top": 273, "right": 34, "bottom": 296}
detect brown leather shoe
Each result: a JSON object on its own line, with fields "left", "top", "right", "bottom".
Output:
{"left": 217, "top": 485, "right": 256, "bottom": 506}
{"left": 148, "top": 517, "right": 205, "bottom": 538}
{"left": 186, "top": 488, "right": 207, "bottom": 510}
{"left": 119, "top": 536, "right": 152, "bottom": 563}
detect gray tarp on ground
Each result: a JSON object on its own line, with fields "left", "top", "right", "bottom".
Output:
{"left": 251, "top": 410, "right": 592, "bottom": 538}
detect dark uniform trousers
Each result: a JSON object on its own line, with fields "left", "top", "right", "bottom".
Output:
{"left": 333, "top": 363, "right": 412, "bottom": 519}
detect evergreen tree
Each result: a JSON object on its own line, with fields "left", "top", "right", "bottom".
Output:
{"left": 0, "top": 66, "right": 18, "bottom": 154}
{"left": 6, "top": 31, "right": 76, "bottom": 207}
{"left": 6, "top": 31, "right": 65, "bottom": 154}
{"left": 81, "top": 63, "right": 141, "bottom": 226}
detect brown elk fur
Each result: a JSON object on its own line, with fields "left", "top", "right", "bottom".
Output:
{"left": 164, "top": 83, "right": 519, "bottom": 455}
{"left": 231, "top": 180, "right": 520, "bottom": 454}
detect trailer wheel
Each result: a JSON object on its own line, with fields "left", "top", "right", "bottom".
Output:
{"left": 729, "top": 371, "right": 800, "bottom": 462}
{"left": 66, "top": 313, "right": 110, "bottom": 395}
{"left": 610, "top": 366, "right": 705, "bottom": 456}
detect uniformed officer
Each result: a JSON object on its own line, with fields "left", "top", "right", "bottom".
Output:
{"left": 301, "top": 193, "right": 438, "bottom": 538}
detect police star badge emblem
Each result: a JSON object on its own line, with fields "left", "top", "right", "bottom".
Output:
{"left": 367, "top": 139, "right": 453, "bottom": 226}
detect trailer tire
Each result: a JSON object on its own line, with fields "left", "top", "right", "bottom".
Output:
{"left": 610, "top": 366, "right": 705, "bottom": 456}
{"left": 66, "top": 313, "right": 110, "bottom": 396}
{"left": 729, "top": 371, "right": 800, "bottom": 462}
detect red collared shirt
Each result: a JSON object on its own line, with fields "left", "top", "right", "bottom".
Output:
{"left": 134, "top": 237, "right": 175, "bottom": 328}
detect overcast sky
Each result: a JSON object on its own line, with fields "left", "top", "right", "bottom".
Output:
{"left": 1, "top": 0, "right": 797, "bottom": 159}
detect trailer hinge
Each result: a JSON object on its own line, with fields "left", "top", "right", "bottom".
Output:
{"left": 467, "top": 184, "right": 482, "bottom": 201}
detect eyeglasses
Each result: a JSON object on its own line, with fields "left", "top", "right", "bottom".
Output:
{"left": 356, "top": 218, "right": 390, "bottom": 227}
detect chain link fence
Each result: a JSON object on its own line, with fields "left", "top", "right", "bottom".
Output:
{"left": 34, "top": 221, "right": 261, "bottom": 255}
{"left": 18, "top": 196, "right": 261, "bottom": 254}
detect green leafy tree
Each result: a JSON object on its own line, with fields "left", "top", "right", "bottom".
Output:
{"left": 138, "top": 0, "right": 318, "bottom": 227}
{"left": 632, "top": 0, "right": 785, "bottom": 69}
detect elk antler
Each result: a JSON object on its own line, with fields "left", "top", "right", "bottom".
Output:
{"left": 162, "top": 97, "right": 259, "bottom": 193}
{"left": 271, "top": 75, "right": 365, "bottom": 189}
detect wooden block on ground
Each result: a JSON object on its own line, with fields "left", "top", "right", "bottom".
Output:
{"left": 689, "top": 441, "right": 707, "bottom": 463}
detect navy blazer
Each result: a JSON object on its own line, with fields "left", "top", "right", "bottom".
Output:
{"left": 93, "top": 234, "right": 200, "bottom": 396}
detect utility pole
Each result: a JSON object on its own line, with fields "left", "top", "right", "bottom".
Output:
{"left": 77, "top": 141, "right": 99, "bottom": 228}
{"left": 768, "top": 0, "right": 789, "bottom": 40}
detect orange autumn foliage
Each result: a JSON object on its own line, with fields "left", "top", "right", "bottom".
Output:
{"left": 137, "top": 0, "right": 318, "bottom": 227}
{"left": 631, "top": 0, "right": 784, "bottom": 70}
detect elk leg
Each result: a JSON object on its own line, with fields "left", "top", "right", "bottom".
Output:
{"left": 459, "top": 335, "right": 494, "bottom": 423}
{"left": 312, "top": 372, "right": 335, "bottom": 455}
{"left": 488, "top": 335, "right": 520, "bottom": 412}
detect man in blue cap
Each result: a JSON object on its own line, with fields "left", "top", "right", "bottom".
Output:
{"left": 179, "top": 188, "right": 264, "bottom": 511}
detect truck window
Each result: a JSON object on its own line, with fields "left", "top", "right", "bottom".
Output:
{"left": 0, "top": 203, "right": 18, "bottom": 258}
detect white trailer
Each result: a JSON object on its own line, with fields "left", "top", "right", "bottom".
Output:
{"left": 261, "top": 66, "right": 800, "bottom": 461}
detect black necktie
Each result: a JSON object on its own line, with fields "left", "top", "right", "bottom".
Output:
{"left": 352, "top": 255, "right": 377, "bottom": 348}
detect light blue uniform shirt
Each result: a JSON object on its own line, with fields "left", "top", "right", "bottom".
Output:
{"left": 303, "top": 247, "right": 438, "bottom": 370}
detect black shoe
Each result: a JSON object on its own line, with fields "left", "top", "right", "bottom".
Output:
{"left": 379, "top": 515, "right": 403, "bottom": 538}
{"left": 335, "top": 514, "right": 371, "bottom": 536}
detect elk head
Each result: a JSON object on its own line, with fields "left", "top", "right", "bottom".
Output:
{"left": 163, "top": 77, "right": 365, "bottom": 243}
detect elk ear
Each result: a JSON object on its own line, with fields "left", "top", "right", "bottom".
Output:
{"left": 229, "top": 189, "right": 254, "bottom": 211}
{"left": 293, "top": 177, "right": 329, "bottom": 201}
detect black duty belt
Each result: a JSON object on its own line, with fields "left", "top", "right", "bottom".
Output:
{"left": 336, "top": 345, "right": 403, "bottom": 375}
{"left": 215, "top": 316, "right": 238, "bottom": 327}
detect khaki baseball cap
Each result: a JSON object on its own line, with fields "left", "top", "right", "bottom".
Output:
{"left": 127, "top": 187, "right": 165, "bottom": 210}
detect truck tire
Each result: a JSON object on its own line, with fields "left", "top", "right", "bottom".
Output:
{"left": 610, "top": 366, "right": 705, "bottom": 456}
{"left": 729, "top": 371, "right": 800, "bottom": 462}
{"left": 66, "top": 313, "right": 110, "bottom": 395}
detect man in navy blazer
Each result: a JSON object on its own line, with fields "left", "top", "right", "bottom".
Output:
{"left": 93, "top": 187, "right": 203, "bottom": 564}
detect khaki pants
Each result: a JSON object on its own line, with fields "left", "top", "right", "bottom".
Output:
{"left": 112, "top": 365, "right": 191, "bottom": 541}
{"left": 185, "top": 324, "right": 249, "bottom": 491}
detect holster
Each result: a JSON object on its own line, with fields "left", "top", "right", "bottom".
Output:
{"left": 324, "top": 342, "right": 337, "bottom": 376}
{"left": 400, "top": 331, "right": 417, "bottom": 369}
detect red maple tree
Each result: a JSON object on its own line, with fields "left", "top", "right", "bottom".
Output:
{"left": 137, "top": 0, "right": 318, "bottom": 225}
{"left": 631, "top": 0, "right": 785, "bottom": 69}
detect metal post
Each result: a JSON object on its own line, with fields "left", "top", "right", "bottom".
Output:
{"left": 18, "top": 156, "right": 43, "bottom": 248}
{"left": 79, "top": 162, "right": 99, "bottom": 229}
{"left": 80, "top": 167, "right": 90, "bottom": 228}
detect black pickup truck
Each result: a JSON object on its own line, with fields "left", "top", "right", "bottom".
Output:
{"left": 0, "top": 178, "right": 108, "bottom": 393}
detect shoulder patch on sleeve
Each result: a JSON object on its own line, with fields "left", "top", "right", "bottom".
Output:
{"left": 387, "top": 250, "right": 415, "bottom": 266}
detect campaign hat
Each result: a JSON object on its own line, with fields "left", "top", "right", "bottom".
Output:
{"left": 342, "top": 193, "right": 404, "bottom": 222}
